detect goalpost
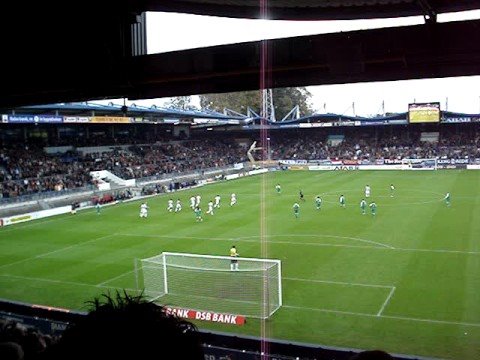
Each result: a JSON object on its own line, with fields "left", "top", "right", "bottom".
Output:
{"left": 135, "top": 252, "right": 282, "bottom": 319}
{"left": 401, "top": 158, "right": 438, "bottom": 170}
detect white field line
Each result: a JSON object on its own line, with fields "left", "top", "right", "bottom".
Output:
{"left": 271, "top": 242, "right": 480, "bottom": 255}
{"left": 283, "top": 304, "right": 480, "bottom": 328}
{"left": 97, "top": 270, "right": 135, "bottom": 287}
{"left": 271, "top": 243, "right": 379, "bottom": 250}
{"left": 117, "top": 233, "right": 391, "bottom": 249}
{"left": 0, "top": 210, "right": 92, "bottom": 234}
{"left": 0, "top": 233, "right": 117, "bottom": 270}
{"left": 101, "top": 271, "right": 393, "bottom": 297}
{"left": 265, "top": 194, "right": 444, "bottom": 207}
{"left": 0, "top": 187, "right": 454, "bottom": 236}
{"left": 283, "top": 305, "right": 373, "bottom": 318}
{"left": 0, "top": 201, "right": 130, "bottom": 235}
{"left": 394, "top": 248, "right": 480, "bottom": 255}
{"left": 242, "top": 194, "right": 441, "bottom": 199}
{"left": 377, "top": 286, "right": 396, "bottom": 316}
{"left": 319, "top": 199, "right": 443, "bottom": 207}
{"left": 284, "top": 277, "right": 392, "bottom": 289}
{"left": 118, "top": 233, "right": 381, "bottom": 250}
{"left": 3, "top": 273, "right": 480, "bottom": 328}
{"left": 235, "top": 234, "right": 394, "bottom": 249}
{"left": 0, "top": 273, "right": 136, "bottom": 293}
{"left": 116, "top": 233, "right": 480, "bottom": 255}
{"left": 102, "top": 271, "right": 392, "bottom": 291}
{"left": 242, "top": 187, "right": 445, "bottom": 198}
{"left": 118, "top": 234, "right": 234, "bottom": 241}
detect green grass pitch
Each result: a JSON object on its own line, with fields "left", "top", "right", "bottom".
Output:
{"left": 1, "top": 170, "right": 479, "bottom": 359}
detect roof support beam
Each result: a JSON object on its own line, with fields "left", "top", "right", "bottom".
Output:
{"left": 2, "top": 19, "right": 480, "bottom": 108}
{"left": 418, "top": 0, "right": 437, "bottom": 24}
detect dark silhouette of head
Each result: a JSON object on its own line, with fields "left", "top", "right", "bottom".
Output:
{"left": 0, "top": 341, "right": 24, "bottom": 360}
{"left": 43, "top": 291, "right": 203, "bottom": 359}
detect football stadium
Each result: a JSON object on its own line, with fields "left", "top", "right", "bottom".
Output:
{"left": 1, "top": 2, "right": 480, "bottom": 360}
{"left": 2, "top": 104, "right": 480, "bottom": 360}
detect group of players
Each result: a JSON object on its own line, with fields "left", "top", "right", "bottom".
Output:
{"left": 139, "top": 193, "right": 238, "bottom": 221}
{"left": 288, "top": 184, "right": 452, "bottom": 218}
{"left": 285, "top": 183, "right": 393, "bottom": 219}
{"left": 136, "top": 183, "right": 451, "bottom": 221}
{"left": 137, "top": 183, "right": 386, "bottom": 220}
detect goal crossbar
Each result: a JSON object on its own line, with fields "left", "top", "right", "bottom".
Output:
{"left": 143, "top": 251, "right": 281, "bottom": 265}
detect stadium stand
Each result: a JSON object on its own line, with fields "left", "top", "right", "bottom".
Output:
{"left": 0, "top": 140, "right": 247, "bottom": 200}
{"left": 2, "top": 125, "right": 479, "bottom": 200}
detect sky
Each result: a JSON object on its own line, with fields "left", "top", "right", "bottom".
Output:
{"left": 97, "top": 10, "right": 480, "bottom": 116}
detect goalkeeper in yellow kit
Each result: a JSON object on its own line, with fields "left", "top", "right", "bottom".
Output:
{"left": 230, "top": 245, "right": 239, "bottom": 271}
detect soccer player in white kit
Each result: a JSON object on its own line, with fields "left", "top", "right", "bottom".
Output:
{"left": 230, "top": 193, "right": 237, "bottom": 206}
{"left": 195, "top": 194, "right": 201, "bottom": 207}
{"left": 167, "top": 199, "right": 174, "bottom": 212}
{"left": 206, "top": 200, "right": 214, "bottom": 215}
{"left": 390, "top": 184, "right": 395, "bottom": 197}
{"left": 214, "top": 194, "right": 221, "bottom": 208}
{"left": 365, "top": 185, "right": 371, "bottom": 198}
{"left": 189, "top": 196, "right": 196, "bottom": 209}
{"left": 175, "top": 199, "right": 182, "bottom": 212}
{"left": 139, "top": 202, "right": 148, "bottom": 218}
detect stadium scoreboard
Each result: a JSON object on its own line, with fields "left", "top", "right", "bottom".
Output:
{"left": 408, "top": 102, "right": 440, "bottom": 123}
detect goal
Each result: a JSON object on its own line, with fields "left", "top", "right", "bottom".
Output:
{"left": 135, "top": 252, "right": 282, "bottom": 319}
{"left": 401, "top": 158, "right": 437, "bottom": 170}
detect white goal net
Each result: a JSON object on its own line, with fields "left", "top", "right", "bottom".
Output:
{"left": 136, "top": 252, "right": 282, "bottom": 319}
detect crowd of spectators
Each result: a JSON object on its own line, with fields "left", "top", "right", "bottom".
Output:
{"left": 269, "top": 129, "right": 480, "bottom": 162}
{"left": 96, "top": 140, "right": 246, "bottom": 179}
{"left": 0, "top": 145, "right": 92, "bottom": 199}
{"left": 1, "top": 128, "right": 479, "bottom": 200}
{"left": 0, "top": 140, "right": 246, "bottom": 199}
{"left": 0, "top": 318, "right": 57, "bottom": 359}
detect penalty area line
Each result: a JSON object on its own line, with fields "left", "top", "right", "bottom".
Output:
{"left": 235, "top": 234, "right": 394, "bottom": 249}
{"left": 283, "top": 304, "right": 480, "bottom": 328}
{"left": 0, "top": 209, "right": 94, "bottom": 234}
{"left": 377, "top": 286, "right": 396, "bottom": 316}
{"left": 0, "top": 233, "right": 118, "bottom": 271}
{"left": 0, "top": 273, "right": 137, "bottom": 293}
{"left": 97, "top": 270, "right": 135, "bottom": 287}
{"left": 284, "top": 277, "right": 393, "bottom": 289}
{"left": 115, "top": 233, "right": 480, "bottom": 255}
{"left": 3, "top": 274, "right": 479, "bottom": 328}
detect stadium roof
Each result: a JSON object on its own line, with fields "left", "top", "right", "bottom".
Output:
{"left": 143, "top": 0, "right": 480, "bottom": 20}
{"left": 1, "top": 1, "right": 480, "bottom": 108}
{"left": 195, "top": 110, "right": 480, "bottom": 129}
{"left": 13, "top": 103, "right": 245, "bottom": 120}
{"left": 4, "top": 102, "right": 480, "bottom": 128}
